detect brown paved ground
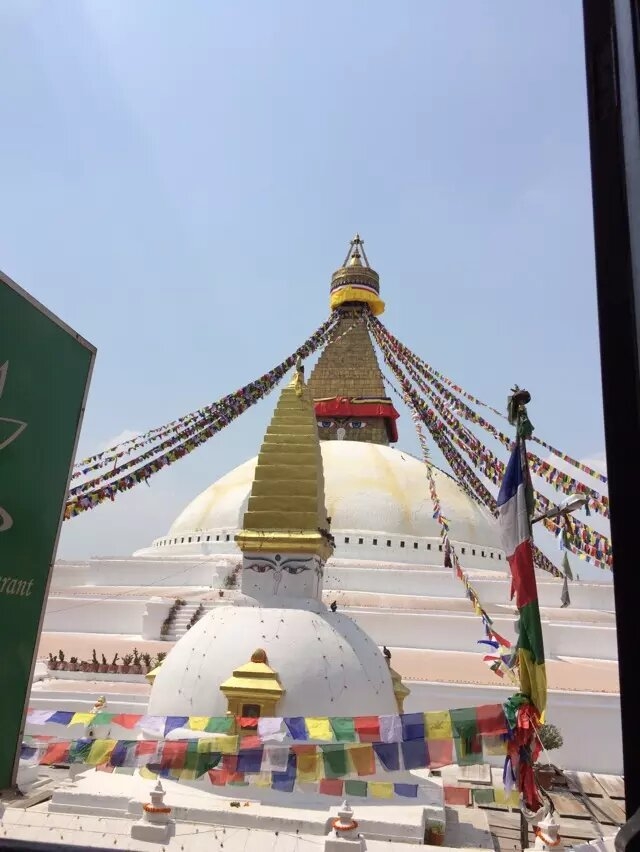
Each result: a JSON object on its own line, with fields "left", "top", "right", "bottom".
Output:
{"left": 37, "top": 632, "right": 619, "bottom": 693}
{"left": 392, "top": 648, "right": 620, "bottom": 693}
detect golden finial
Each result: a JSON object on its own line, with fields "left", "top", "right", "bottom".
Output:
{"left": 251, "top": 648, "right": 268, "bottom": 664}
{"left": 293, "top": 356, "right": 304, "bottom": 396}
{"left": 331, "top": 234, "right": 385, "bottom": 315}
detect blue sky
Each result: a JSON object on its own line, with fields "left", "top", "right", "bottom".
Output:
{"left": 0, "top": 1, "right": 607, "bottom": 575}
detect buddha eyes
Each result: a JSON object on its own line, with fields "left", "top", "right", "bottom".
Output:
{"left": 318, "top": 420, "right": 367, "bottom": 430}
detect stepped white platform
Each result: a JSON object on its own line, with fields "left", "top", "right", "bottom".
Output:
{"left": 35, "top": 549, "right": 621, "bottom": 775}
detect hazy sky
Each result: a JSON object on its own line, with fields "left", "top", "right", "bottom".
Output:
{"left": 0, "top": 2, "right": 608, "bottom": 576}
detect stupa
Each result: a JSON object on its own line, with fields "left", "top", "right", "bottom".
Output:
{"left": 40, "top": 237, "right": 619, "bottom": 780}
{"left": 145, "top": 363, "right": 442, "bottom": 813}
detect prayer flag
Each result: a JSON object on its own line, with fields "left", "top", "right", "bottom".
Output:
{"left": 497, "top": 439, "right": 547, "bottom": 716}
{"left": 424, "top": 711, "right": 453, "bottom": 740}
{"left": 68, "top": 713, "right": 95, "bottom": 727}
{"left": 87, "top": 739, "right": 116, "bottom": 766}
{"left": 330, "top": 717, "right": 357, "bottom": 742}
{"left": 305, "top": 717, "right": 333, "bottom": 741}
{"left": 345, "top": 779, "right": 367, "bottom": 797}
{"left": 369, "top": 781, "right": 394, "bottom": 799}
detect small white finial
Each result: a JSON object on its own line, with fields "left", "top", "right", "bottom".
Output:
{"left": 131, "top": 778, "right": 175, "bottom": 842}
{"left": 326, "top": 800, "right": 364, "bottom": 849}
{"left": 533, "top": 811, "right": 561, "bottom": 850}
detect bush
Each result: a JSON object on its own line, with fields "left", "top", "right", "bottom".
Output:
{"left": 538, "top": 723, "right": 563, "bottom": 751}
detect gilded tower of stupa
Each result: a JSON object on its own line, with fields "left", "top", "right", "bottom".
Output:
{"left": 307, "top": 235, "right": 399, "bottom": 446}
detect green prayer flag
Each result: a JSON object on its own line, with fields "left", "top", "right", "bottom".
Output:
{"left": 345, "top": 779, "right": 368, "bottom": 797}
{"left": 91, "top": 713, "right": 112, "bottom": 726}
{"left": 69, "top": 740, "right": 93, "bottom": 763}
{"left": 205, "top": 716, "right": 234, "bottom": 734}
{"left": 321, "top": 745, "right": 349, "bottom": 778}
{"left": 330, "top": 717, "right": 357, "bottom": 742}
{"left": 473, "top": 788, "right": 495, "bottom": 805}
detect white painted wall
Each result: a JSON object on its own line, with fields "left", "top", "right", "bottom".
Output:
{"left": 50, "top": 561, "right": 89, "bottom": 589}
{"left": 404, "top": 679, "right": 622, "bottom": 775}
{"left": 86, "top": 557, "right": 225, "bottom": 588}
{"left": 43, "top": 597, "right": 146, "bottom": 634}
{"left": 140, "top": 529, "right": 508, "bottom": 572}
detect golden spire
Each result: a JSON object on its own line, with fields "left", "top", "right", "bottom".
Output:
{"left": 329, "top": 234, "right": 385, "bottom": 316}
{"left": 235, "top": 366, "right": 333, "bottom": 559}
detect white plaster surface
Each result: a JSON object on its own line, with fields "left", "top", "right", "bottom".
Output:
{"left": 148, "top": 603, "right": 397, "bottom": 717}
{"left": 138, "top": 443, "right": 503, "bottom": 560}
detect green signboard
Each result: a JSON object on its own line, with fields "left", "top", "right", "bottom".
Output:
{"left": 0, "top": 270, "right": 95, "bottom": 789}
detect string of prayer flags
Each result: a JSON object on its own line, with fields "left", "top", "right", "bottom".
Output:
{"left": 370, "top": 335, "right": 517, "bottom": 683}
{"left": 65, "top": 318, "right": 357, "bottom": 519}
{"left": 25, "top": 705, "right": 509, "bottom": 745}
{"left": 71, "top": 315, "right": 340, "bottom": 479}
{"left": 370, "top": 315, "right": 608, "bottom": 485}
{"left": 23, "top": 710, "right": 507, "bottom": 789}
{"left": 371, "top": 317, "right": 612, "bottom": 573}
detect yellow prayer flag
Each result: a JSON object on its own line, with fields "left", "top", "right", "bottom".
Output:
{"left": 296, "top": 750, "right": 321, "bottom": 782}
{"left": 482, "top": 735, "right": 507, "bottom": 756}
{"left": 197, "top": 735, "right": 239, "bottom": 755}
{"left": 139, "top": 765, "right": 158, "bottom": 780}
{"left": 69, "top": 712, "right": 96, "bottom": 727}
{"left": 424, "top": 710, "right": 453, "bottom": 740}
{"left": 369, "top": 782, "right": 394, "bottom": 799}
{"left": 348, "top": 744, "right": 375, "bottom": 777}
{"left": 253, "top": 773, "right": 272, "bottom": 788}
{"left": 187, "top": 716, "right": 210, "bottom": 731}
{"left": 87, "top": 739, "right": 117, "bottom": 766}
{"left": 495, "top": 788, "right": 520, "bottom": 807}
{"left": 179, "top": 769, "right": 197, "bottom": 781}
{"left": 305, "top": 717, "right": 333, "bottom": 741}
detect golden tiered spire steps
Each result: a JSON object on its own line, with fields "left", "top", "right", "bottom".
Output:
{"left": 235, "top": 363, "right": 333, "bottom": 560}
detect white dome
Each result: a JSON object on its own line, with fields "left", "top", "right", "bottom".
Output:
{"left": 163, "top": 442, "right": 501, "bottom": 552}
{"left": 147, "top": 603, "right": 398, "bottom": 718}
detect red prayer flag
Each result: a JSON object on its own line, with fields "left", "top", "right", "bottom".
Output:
{"left": 112, "top": 714, "right": 142, "bottom": 730}
{"left": 476, "top": 704, "right": 508, "bottom": 736}
{"left": 41, "top": 741, "right": 71, "bottom": 765}
{"left": 426, "top": 738, "right": 454, "bottom": 768}
{"left": 159, "top": 741, "right": 187, "bottom": 770}
{"left": 444, "top": 785, "right": 471, "bottom": 805}
{"left": 319, "top": 778, "right": 344, "bottom": 797}
{"left": 354, "top": 716, "right": 380, "bottom": 742}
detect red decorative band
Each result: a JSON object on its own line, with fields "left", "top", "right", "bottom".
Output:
{"left": 314, "top": 398, "right": 399, "bottom": 443}
{"left": 143, "top": 804, "right": 172, "bottom": 814}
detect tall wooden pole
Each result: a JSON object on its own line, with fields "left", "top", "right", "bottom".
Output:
{"left": 583, "top": 0, "right": 640, "bottom": 839}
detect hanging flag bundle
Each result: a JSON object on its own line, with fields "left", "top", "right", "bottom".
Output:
{"left": 497, "top": 388, "right": 546, "bottom": 812}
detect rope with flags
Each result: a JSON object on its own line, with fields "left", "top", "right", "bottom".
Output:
{"left": 65, "top": 316, "right": 343, "bottom": 519}
{"left": 368, "top": 314, "right": 611, "bottom": 573}
{"left": 369, "top": 317, "right": 608, "bottom": 485}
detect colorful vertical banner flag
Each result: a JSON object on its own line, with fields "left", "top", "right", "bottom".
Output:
{"left": 497, "top": 439, "right": 547, "bottom": 717}
{"left": 0, "top": 270, "right": 95, "bottom": 788}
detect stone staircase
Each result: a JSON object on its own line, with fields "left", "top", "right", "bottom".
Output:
{"left": 162, "top": 601, "right": 212, "bottom": 641}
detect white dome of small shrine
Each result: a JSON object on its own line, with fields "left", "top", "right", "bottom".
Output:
{"left": 147, "top": 603, "right": 398, "bottom": 718}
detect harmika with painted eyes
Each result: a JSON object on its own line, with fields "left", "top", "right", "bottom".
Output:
{"left": 318, "top": 419, "right": 367, "bottom": 440}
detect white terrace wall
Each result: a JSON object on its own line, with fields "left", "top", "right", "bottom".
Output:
{"left": 43, "top": 597, "right": 146, "bottom": 634}
{"left": 405, "top": 679, "right": 623, "bottom": 776}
